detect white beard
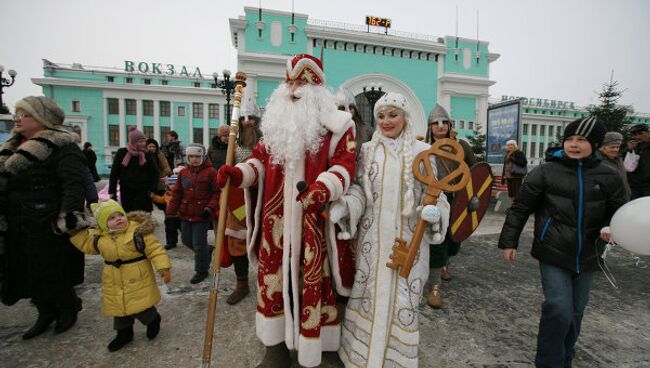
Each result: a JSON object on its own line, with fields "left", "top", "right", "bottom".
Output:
{"left": 260, "top": 83, "right": 335, "bottom": 170}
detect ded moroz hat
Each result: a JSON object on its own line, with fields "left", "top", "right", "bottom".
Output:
{"left": 285, "top": 54, "right": 325, "bottom": 86}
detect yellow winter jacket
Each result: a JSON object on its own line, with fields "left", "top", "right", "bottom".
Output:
{"left": 70, "top": 212, "right": 171, "bottom": 317}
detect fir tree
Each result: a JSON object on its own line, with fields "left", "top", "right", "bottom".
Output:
{"left": 586, "top": 79, "right": 634, "bottom": 133}
{"left": 467, "top": 122, "right": 486, "bottom": 161}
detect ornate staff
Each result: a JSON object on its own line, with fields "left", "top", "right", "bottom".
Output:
{"left": 387, "top": 138, "right": 471, "bottom": 278}
{"left": 201, "top": 71, "right": 247, "bottom": 367}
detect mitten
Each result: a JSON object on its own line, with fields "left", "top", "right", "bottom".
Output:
{"left": 296, "top": 181, "right": 331, "bottom": 214}
{"left": 216, "top": 165, "right": 243, "bottom": 188}
{"left": 421, "top": 205, "right": 443, "bottom": 243}
{"left": 161, "top": 270, "right": 171, "bottom": 284}
{"left": 200, "top": 208, "right": 212, "bottom": 218}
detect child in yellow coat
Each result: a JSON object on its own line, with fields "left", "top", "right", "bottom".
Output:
{"left": 70, "top": 199, "right": 171, "bottom": 352}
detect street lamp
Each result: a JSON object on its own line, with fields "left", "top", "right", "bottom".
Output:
{"left": 213, "top": 69, "right": 236, "bottom": 124}
{"left": 363, "top": 83, "right": 384, "bottom": 128}
{"left": 0, "top": 65, "right": 17, "bottom": 115}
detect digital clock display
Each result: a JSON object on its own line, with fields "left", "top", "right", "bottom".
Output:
{"left": 365, "top": 16, "right": 392, "bottom": 28}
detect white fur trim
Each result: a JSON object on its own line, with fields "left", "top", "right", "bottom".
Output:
{"left": 320, "top": 110, "right": 352, "bottom": 135}
{"left": 325, "top": 220, "right": 351, "bottom": 297}
{"left": 328, "top": 165, "right": 351, "bottom": 193}
{"left": 255, "top": 312, "right": 286, "bottom": 346}
{"left": 225, "top": 228, "right": 247, "bottom": 240}
{"left": 237, "top": 158, "right": 263, "bottom": 188}
{"left": 317, "top": 172, "right": 343, "bottom": 201}
{"left": 297, "top": 325, "right": 341, "bottom": 367}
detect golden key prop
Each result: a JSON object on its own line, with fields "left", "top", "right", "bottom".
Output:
{"left": 386, "top": 138, "right": 472, "bottom": 279}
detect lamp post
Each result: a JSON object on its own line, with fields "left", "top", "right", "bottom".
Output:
{"left": 0, "top": 65, "right": 17, "bottom": 115}
{"left": 363, "top": 83, "right": 384, "bottom": 128}
{"left": 213, "top": 69, "right": 236, "bottom": 124}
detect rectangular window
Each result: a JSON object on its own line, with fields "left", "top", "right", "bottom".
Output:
{"left": 177, "top": 106, "right": 186, "bottom": 117}
{"left": 209, "top": 128, "right": 219, "bottom": 140}
{"left": 108, "top": 125, "right": 120, "bottom": 146}
{"left": 107, "top": 76, "right": 115, "bottom": 82}
{"left": 523, "top": 124, "right": 528, "bottom": 135}
{"left": 193, "top": 128, "right": 203, "bottom": 144}
{"left": 143, "top": 126, "right": 154, "bottom": 138}
{"left": 538, "top": 143, "right": 544, "bottom": 158}
{"left": 72, "top": 100, "right": 81, "bottom": 112}
{"left": 194, "top": 82, "right": 201, "bottom": 88}
{"left": 143, "top": 100, "right": 153, "bottom": 116}
{"left": 126, "top": 77, "right": 133, "bottom": 84}
{"left": 540, "top": 125, "right": 546, "bottom": 137}
{"left": 125, "top": 99, "right": 136, "bottom": 115}
{"left": 159, "top": 101, "right": 170, "bottom": 117}
{"left": 160, "top": 126, "right": 170, "bottom": 141}
{"left": 522, "top": 143, "right": 528, "bottom": 157}
{"left": 459, "top": 120, "right": 465, "bottom": 129}
{"left": 531, "top": 124, "right": 538, "bottom": 137}
{"left": 144, "top": 79, "right": 151, "bottom": 85}
{"left": 162, "top": 80, "right": 168, "bottom": 86}
{"left": 549, "top": 126, "right": 554, "bottom": 139}
{"left": 208, "top": 104, "right": 219, "bottom": 119}
{"left": 193, "top": 103, "right": 203, "bottom": 118}
{"left": 107, "top": 98, "right": 119, "bottom": 115}
{"left": 468, "top": 121, "right": 474, "bottom": 130}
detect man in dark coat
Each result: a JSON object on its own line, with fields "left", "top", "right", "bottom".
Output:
{"left": 499, "top": 116, "right": 626, "bottom": 367}
{"left": 626, "top": 123, "right": 650, "bottom": 199}
{"left": 0, "top": 96, "right": 90, "bottom": 339}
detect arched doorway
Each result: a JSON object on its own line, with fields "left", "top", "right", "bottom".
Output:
{"left": 340, "top": 74, "right": 428, "bottom": 137}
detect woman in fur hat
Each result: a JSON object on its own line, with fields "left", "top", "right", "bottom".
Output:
{"left": 332, "top": 92, "right": 450, "bottom": 367}
{"left": 108, "top": 126, "right": 159, "bottom": 212}
{"left": 0, "top": 96, "right": 90, "bottom": 339}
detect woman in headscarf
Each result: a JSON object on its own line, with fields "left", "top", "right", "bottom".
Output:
{"left": 333, "top": 92, "right": 450, "bottom": 367}
{"left": 108, "top": 127, "right": 159, "bottom": 212}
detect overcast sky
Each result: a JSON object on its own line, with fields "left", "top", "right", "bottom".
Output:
{"left": 2, "top": 0, "right": 649, "bottom": 113}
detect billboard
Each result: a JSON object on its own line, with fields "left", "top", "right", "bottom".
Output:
{"left": 486, "top": 100, "right": 521, "bottom": 164}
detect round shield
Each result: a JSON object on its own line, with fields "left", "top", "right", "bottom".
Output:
{"left": 449, "top": 162, "right": 494, "bottom": 242}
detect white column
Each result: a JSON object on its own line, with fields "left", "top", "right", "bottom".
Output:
{"left": 118, "top": 98, "right": 126, "bottom": 146}
{"left": 153, "top": 99, "right": 160, "bottom": 142}
{"left": 476, "top": 95, "right": 488, "bottom": 132}
{"left": 103, "top": 97, "right": 109, "bottom": 147}
{"left": 219, "top": 103, "right": 225, "bottom": 126}
{"left": 136, "top": 98, "right": 143, "bottom": 132}
{"left": 203, "top": 102, "right": 209, "bottom": 147}
{"left": 170, "top": 102, "right": 175, "bottom": 131}
{"left": 189, "top": 103, "right": 194, "bottom": 144}
{"left": 543, "top": 123, "right": 549, "bottom": 153}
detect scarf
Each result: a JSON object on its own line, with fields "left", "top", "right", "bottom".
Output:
{"left": 121, "top": 142, "right": 146, "bottom": 167}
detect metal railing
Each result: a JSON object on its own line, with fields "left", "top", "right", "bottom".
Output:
{"left": 307, "top": 18, "right": 441, "bottom": 43}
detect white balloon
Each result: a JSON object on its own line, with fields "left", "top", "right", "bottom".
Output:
{"left": 610, "top": 197, "right": 650, "bottom": 256}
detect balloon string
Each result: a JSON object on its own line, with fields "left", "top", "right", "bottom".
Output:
{"left": 599, "top": 241, "right": 618, "bottom": 289}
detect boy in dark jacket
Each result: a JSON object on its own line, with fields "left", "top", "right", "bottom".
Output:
{"left": 499, "top": 116, "right": 626, "bottom": 368}
{"left": 166, "top": 144, "right": 220, "bottom": 284}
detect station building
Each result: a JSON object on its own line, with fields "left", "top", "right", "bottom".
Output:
{"left": 31, "top": 6, "right": 648, "bottom": 173}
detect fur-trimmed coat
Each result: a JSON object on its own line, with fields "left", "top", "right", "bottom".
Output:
{"left": 70, "top": 212, "right": 171, "bottom": 317}
{"left": 0, "top": 128, "right": 89, "bottom": 305}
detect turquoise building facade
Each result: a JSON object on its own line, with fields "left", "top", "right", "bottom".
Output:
{"left": 31, "top": 6, "right": 649, "bottom": 173}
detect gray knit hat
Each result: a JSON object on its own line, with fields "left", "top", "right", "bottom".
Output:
{"left": 602, "top": 132, "right": 623, "bottom": 147}
{"left": 428, "top": 104, "right": 451, "bottom": 124}
{"left": 14, "top": 96, "right": 65, "bottom": 129}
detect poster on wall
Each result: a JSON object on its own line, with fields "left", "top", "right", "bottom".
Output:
{"left": 486, "top": 100, "right": 521, "bottom": 164}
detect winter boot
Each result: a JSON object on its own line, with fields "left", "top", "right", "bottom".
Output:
{"left": 190, "top": 271, "right": 209, "bottom": 284}
{"left": 54, "top": 296, "right": 82, "bottom": 334}
{"left": 146, "top": 313, "right": 161, "bottom": 339}
{"left": 427, "top": 284, "right": 443, "bottom": 309}
{"left": 227, "top": 279, "right": 250, "bottom": 305}
{"left": 108, "top": 326, "right": 134, "bottom": 352}
{"left": 256, "top": 343, "right": 291, "bottom": 368}
{"left": 441, "top": 265, "right": 452, "bottom": 281}
{"left": 22, "top": 304, "right": 56, "bottom": 340}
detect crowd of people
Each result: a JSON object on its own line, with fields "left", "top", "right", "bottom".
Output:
{"left": 0, "top": 52, "right": 647, "bottom": 367}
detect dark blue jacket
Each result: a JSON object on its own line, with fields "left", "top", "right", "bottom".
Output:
{"left": 499, "top": 148, "right": 626, "bottom": 273}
